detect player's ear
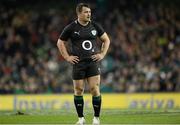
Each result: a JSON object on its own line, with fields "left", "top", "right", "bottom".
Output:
{"left": 76, "top": 11, "right": 79, "bottom": 15}
{"left": 76, "top": 11, "right": 81, "bottom": 17}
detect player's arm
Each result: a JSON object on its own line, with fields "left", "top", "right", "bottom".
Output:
{"left": 99, "top": 32, "right": 110, "bottom": 58}
{"left": 92, "top": 32, "right": 110, "bottom": 61}
{"left": 57, "top": 39, "right": 79, "bottom": 64}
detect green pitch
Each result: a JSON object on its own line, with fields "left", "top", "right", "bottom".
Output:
{"left": 0, "top": 109, "right": 180, "bottom": 124}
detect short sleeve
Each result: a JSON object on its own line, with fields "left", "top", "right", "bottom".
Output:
{"left": 93, "top": 22, "right": 105, "bottom": 37}
{"left": 59, "top": 25, "right": 71, "bottom": 41}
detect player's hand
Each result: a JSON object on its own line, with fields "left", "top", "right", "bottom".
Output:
{"left": 91, "top": 53, "right": 105, "bottom": 62}
{"left": 66, "top": 56, "right": 80, "bottom": 64}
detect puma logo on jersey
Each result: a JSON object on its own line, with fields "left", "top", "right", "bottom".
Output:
{"left": 74, "top": 31, "right": 80, "bottom": 35}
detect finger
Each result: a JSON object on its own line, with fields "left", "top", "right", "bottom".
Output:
{"left": 97, "top": 58, "right": 102, "bottom": 62}
{"left": 91, "top": 55, "right": 97, "bottom": 60}
{"left": 73, "top": 56, "right": 79, "bottom": 59}
{"left": 91, "top": 55, "right": 96, "bottom": 58}
{"left": 70, "top": 60, "right": 75, "bottom": 64}
{"left": 74, "top": 58, "right": 80, "bottom": 62}
{"left": 73, "top": 56, "right": 80, "bottom": 61}
{"left": 69, "top": 59, "right": 76, "bottom": 64}
{"left": 93, "top": 57, "right": 98, "bottom": 61}
{"left": 96, "top": 57, "right": 101, "bottom": 61}
{"left": 73, "top": 60, "right": 79, "bottom": 64}
{"left": 72, "top": 59, "right": 79, "bottom": 63}
{"left": 73, "top": 58, "right": 80, "bottom": 62}
{"left": 92, "top": 57, "right": 96, "bottom": 61}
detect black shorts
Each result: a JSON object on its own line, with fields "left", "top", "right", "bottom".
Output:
{"left": 72, "top": 58, "right": 101, "bottom": 80}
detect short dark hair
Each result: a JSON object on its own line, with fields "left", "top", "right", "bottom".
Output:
{"left": 76, "top": 3, "right": 90, "bottom": 14}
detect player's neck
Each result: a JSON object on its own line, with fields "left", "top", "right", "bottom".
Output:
{"left": 77, "top": 19, "right": 89, "bottom": 26}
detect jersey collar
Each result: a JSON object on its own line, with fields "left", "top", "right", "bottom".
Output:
{"left": 75, "top": 20, "right": 91, "bottom": 27}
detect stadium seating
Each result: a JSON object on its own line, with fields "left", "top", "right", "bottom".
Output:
{"left": 0, "top": 0, "right": 180, "bottom": 94}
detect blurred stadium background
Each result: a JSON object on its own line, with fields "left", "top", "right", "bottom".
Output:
{"left": 0, "top": 0, "right": 180, "bottom": 124}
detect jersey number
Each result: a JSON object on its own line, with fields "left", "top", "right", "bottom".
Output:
{"left": 82, "top": 40, "right": 92, "bottom": 50}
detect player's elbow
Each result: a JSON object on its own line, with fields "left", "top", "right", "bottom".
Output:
{"left": 57, "top": 39, "right": 61, "bottom": 47}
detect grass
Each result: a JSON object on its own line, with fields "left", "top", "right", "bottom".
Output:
{"left": 0, "top": 109, "right": 180, "bottom": 124}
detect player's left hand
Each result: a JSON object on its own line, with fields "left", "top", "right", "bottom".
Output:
{"left": 91, "top": 53, "right": 105, "bottom": 61}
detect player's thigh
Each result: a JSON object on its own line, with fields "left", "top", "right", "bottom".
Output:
{"left": 87, "top": 75, "right": 100, "bottom": 89}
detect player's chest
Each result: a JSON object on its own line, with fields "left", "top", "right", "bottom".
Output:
{"left": 71, "top": 26, "right": 97, "bottom": 40}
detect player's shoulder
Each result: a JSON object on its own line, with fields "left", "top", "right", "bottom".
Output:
{"left": 91, "top": 21, "right": 99, "bottom": 26}
{"left": 69, "top": 20, "right": 78, "bottom": 27}
{"left": 91, "top": 21, "right": 105, "bottom": 36}
{"left": 63, "top": 20, "right": 77, "bottom": 30}
{"left": 91, "top": 21, "right": 102, "bottom": 28}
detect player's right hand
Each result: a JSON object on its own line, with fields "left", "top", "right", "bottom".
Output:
{"left": 66, "top": 56, "right": 80, "bottom": 64}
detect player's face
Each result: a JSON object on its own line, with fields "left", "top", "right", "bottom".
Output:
{"left": 78, "top": 7, "right": 91, "bottom": 22}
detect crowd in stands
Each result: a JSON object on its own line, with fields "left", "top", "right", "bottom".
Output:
{"left": 0, "top": 0, "right": 180, "bottom": 94}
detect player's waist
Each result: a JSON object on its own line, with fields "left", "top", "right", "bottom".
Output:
{"left": 79, "top": 57, "right": 94, "bottom": 62}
